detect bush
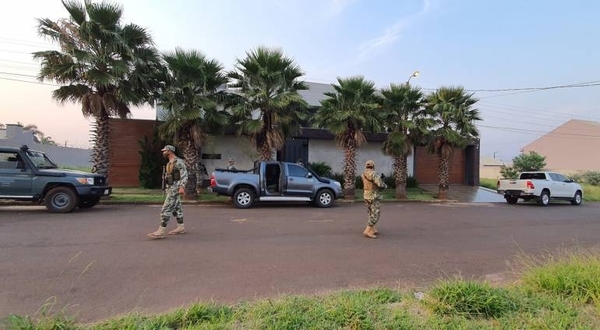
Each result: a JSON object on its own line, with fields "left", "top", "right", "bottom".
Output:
{"left": 571, "top": 171, "right": 600, "bottom": 186}
{"left": 407, "top": 175, "right": 418, "bottom": 188}
{"left": 138, "top": 127, "right": 166, "bottom": 189}
{"left": 308, "top": 161, "right": 332, "bottom": 177}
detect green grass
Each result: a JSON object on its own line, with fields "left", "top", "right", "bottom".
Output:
{"left": 107, "top": 187, "right": 436, "bottom": 204}
{"left": 582, "top": 183, "right": 600, "bottom": 202}
{"left": 5, "top": 248, "right": 600, "bottom": 329}
{"left": 479, "top": 178, "right": 497, "bottom": 190}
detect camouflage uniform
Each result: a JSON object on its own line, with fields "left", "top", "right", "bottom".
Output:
{"left": 160, "top": 156, "right": 188, "bottom": 226}
{"left": 362, "top": 166, "right": 387, "bottom": 226}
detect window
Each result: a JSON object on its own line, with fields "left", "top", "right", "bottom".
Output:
{"left": 287, "top": 164, "right": 308, "bottom": 178}
{"left": 554, "top": 173, "right": 568, "bottom": 182}
{"left": 520, "top": 172, "right": 546, "bottom": 180}
{"left": 0, "top": 151, "right": 20, "bottom": 169}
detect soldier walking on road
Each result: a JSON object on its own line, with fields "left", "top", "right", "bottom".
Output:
{"left": 361, "top": 160, "right": 387, "bottom": 239}
{"left": 148, "top": 145, "right": 189, "bottom": 239}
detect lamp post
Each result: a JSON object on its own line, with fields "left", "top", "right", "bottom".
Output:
{"left": 406, "top": 70, "right": 420, "bottom": 85}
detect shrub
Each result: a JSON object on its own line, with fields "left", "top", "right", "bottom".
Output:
{"left": 571, "top": 171, "right": 600, "bottom": 186}
{"left": 308, "top": 161, "right": 333, "bottom": 177}
{"left": 138, "top": 127, "right": 166, "bottom": 189}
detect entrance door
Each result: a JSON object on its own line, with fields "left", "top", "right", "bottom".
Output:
{"left": 281, "top": 138, "right": 308, "bottom": 165}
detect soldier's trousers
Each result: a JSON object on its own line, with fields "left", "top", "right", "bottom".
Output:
{"left": 160, "top": 185, "right": 183, "bottom": 226}
{"left": 364, "top": 198, "right": 381, "bottom": 226}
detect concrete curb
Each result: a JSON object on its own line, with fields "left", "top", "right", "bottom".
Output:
{"left": 1, "top": 198, "right": 460, "bottom": 207}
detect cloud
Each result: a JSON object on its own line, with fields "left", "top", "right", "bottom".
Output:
{"left": 356, "top": 0, "right": 432, "bottom": 63}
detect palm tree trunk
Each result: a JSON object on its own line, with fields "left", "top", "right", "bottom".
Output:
{"left": 260, "top": 143, "right": 273, "bottom": 161}
{"left": 343, "top": 140, "right": 357, "bottom": 199}
{"left": 91, "top": 112, "right": 110, "bottom": 176}
{"left": 437, "top": 154, "right": 450, "bottom": 200}
{"left": 394, "top": 155, "right": 407, "bottom": 199}
{"left": 181, "top": 139, "right": 198, "bottom": 200}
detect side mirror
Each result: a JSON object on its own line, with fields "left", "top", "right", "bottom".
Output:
{"left": 306, "top": 173, "right": 313, "bottom": 178}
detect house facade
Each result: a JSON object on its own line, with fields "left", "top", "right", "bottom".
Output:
{"left": 521, "top": 119, "right": 600, "bottom": 175}
{"left": 106, "top": 81, "right": 479, "bottom": 187}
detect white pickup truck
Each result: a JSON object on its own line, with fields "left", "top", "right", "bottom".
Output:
{"left": 497, "top": 171, "right": 583, "bottom": 206}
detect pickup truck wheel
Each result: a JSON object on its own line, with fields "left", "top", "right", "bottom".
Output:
{"left": 78, "top": 196, "right": 101, "bottom": 209}
{"left": 233, "top": 188, "right": 254, "bottom": 209}
{"left": 571, "top": 191, "right": 583, "bottom": 206}
{"left": 537, "top": 190, "right": 550, "bottom": 206}
{"left": 315, "top": 189, "right": 334, "bottom": 208}
{"left": 45, "top": 187, "right": 78, "bottom": 213}
{"left": 505, "top": 196, "right": 518, "bottom": 204}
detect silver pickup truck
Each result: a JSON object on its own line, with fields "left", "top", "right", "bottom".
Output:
{"left": 210, "top": 161, "right": 343, "bottom": 208}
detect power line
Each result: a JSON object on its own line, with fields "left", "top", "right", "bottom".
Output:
{"left": 478, "top": 124, "right": 600, "bottom": 139}
{"left": 0, "top": 76, "right": 57, "bottom": 86}
{"left": 0, "top": 36, "right": 57, "bottom": 48}
{"left": 0, "top": 49, "right": 34, "bottom": 55}
{"left": 0, "top": 71, "right": 37, "bottom": 78}
{"left": 468, "top": 80, "right": 600, "bottom": 92}
{"left": 0, "top": 58, "right": 38, "bottom": 66}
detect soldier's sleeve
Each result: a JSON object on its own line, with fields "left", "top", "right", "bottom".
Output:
{"left": 373, "top": 172, "right": 387, "bottom": 189}
{"left": 177, "top": 159, "right": 188, "bottom": 188}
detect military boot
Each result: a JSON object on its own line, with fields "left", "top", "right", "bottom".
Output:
{"left": 372, "top": 226, "right": 379, "bottom": 235}
{"left": 148, "top": 226, "right": 166, "bottom": 239}
{"left": 363, "top": 225, "right": 377, "bottom": 239}
{"left": 168, "top": 223, "right": 186, "bottom": 235}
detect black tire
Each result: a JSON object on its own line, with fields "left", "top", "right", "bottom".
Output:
{"left": 233, "top": 188, "right": 254, "bottom": 209}
{"left": 45, "top": 186, "right": 78, "bottom": 213}
{"left": 537, "top": 190, "right": 550, "bottom": 206}
{"left": 505, "top": 196, "right": 518, "bottom": 204}
{"left": 571, "top": 191, "right": 583, "bottom": 206}
{"left": 314, "top": 189, "right": 334, "bottom": 208}
{"left": 78, "top": 196, "right": 101, "bottom": 209}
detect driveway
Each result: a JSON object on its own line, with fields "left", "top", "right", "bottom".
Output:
{"left": 420, "top": 184, "right": 506, "bottom": 202}
{"left": 1, "top": 202, "right": 599, "bottom": 323}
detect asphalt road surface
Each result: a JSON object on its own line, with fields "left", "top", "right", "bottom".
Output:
{"left": 1, "top": 201, "right": 599, "bottom": 323}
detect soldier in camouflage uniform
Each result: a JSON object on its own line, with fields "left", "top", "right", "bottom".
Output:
{"left": 148, "top": 145, "right": 189, "bottom": 239}
{"left": 361, "top": 159, "right": 387, "bottom": 239}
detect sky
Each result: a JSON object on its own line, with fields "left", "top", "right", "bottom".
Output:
{"left": 1, "top": 0, "right": 599, "bottom": 162}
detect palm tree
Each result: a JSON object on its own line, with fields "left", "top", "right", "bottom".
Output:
{"left": 314, "top": 76, "right": 382, "bottom": 199}
{"left": 228, "top": 46, "right": 308, "bottom": 161}
{"left": 17, "top": 122, "right": 58, "bottom": 145}
{"left": 426, "top": 86, "right": 481, "bottom": 199}
{"left": 380, "top": 83, "right": 430, "bottom": 199}
{"left": 34, "top": 0, "right": 160, "bottom": 175}
{"left": 157, "top": 48, "right": 229, "bottom": 198}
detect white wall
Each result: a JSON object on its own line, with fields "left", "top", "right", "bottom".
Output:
{"left": 200, "top": 135, "right": 260, "bottom": 176}
{"left": 308, "top": 139, "right": 414, "bottom": 176}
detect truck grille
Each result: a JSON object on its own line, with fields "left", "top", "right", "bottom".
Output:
{"left": 94, "top": 177, "right": 107, "bottom": 186}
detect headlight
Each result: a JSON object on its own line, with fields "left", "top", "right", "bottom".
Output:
{"left": 76, "top": 177, "right": 94, "bottom": 185}
{"left": 333, "top": 181, "right": 341, "bottom": 187}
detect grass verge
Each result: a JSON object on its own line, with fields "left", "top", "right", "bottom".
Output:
{"left": 4, "top": 247, "right": 600, "bottom": 329}
{"left": 107, "top": 187, "right": 436, "bottom": 204}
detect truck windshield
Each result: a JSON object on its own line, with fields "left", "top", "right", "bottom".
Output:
{"left": 26, "top": 150, "right": 58, "bottom": 169}
{"left": 520, "top": 173, "right": 546, "bottom": 180}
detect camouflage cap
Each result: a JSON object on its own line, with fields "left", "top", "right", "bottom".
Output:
{"left": 161, "top": 145, "right": 175, "bottom": 152}
{"left": 365, "top": 160, "right": 375, "bottom": 168}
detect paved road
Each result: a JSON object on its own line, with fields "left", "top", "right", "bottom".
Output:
{"left": 1, "top": 201, "right": 599, "bottom": 323}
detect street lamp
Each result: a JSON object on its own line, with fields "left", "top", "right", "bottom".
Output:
{"left": 406, "top": 70, "right": 420, "bottom": 85}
